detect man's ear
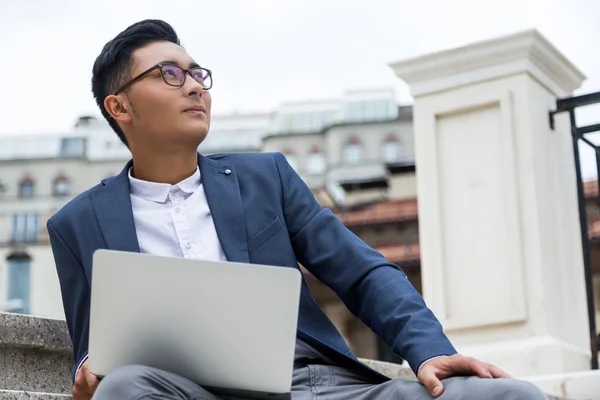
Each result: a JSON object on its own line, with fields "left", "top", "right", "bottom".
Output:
{"left": 104, "top": 95, "right": 132, "bottom": 123}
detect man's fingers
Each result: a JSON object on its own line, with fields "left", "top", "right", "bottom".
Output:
{"left": 470, "top": 360, "right": 493, "bottom": 379}
{"left": 488, "top": 364, "right": 511, "bottom": 379}
{"left": 465, "top": 358, "right": 511, "bottom": 380}
{"left": 86, "top": 373, "right": 100, "bottom": 391}
{"left": 419, "top": 368, "right": 445, "bottom": 398}
{"left": 449, "top": 356, "right": 492, "bottom": 379}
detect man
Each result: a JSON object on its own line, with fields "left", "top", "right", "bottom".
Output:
{"left": 48, "top": 19, "right": 546, "bottom": 400}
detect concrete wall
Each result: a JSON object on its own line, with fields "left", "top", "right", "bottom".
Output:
{"left": 391, "top": 29, "right": 592, "bottom": 376}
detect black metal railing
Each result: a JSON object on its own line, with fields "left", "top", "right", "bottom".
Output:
{"left": 550, "top": 91, "right": 600, "bottom": 370}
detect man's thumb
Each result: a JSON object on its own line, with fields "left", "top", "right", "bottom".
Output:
{"left": 419, "top": 370, "right": 444, "bottom": 398}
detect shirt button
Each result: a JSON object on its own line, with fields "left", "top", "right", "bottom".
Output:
{"left": 175, "top": 207, "right": 181, "bottom": 213}
{"left": 170, "top": 187, "right": 177, "bottom": 193}
{"left": 185, "top": 243, "right": 191, "bottom": 249}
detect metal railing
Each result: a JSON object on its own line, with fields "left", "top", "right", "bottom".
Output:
{"left": 549, "top": 91, "right": 600, "bottom": 369}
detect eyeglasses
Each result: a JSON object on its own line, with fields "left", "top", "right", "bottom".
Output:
{"left": 114, "top": 63, "right": 213, "bottom": 95}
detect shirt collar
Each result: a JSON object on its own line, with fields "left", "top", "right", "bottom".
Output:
{"left": 128, "top": 167, "right": 201, "bottom": 203}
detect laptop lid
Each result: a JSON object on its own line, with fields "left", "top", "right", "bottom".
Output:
{"left": 88, "top": 249, "right": 301, "bottom": 398}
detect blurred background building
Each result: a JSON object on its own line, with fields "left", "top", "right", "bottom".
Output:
{"left": 1, "top": 86, "right": 599, "bottom": 365}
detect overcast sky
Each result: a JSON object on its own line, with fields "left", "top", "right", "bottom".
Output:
{"left": 1, "top": 0, "right": 598, "bottom": 136}
{"left": 2, "top": 0, "right": 600, "bottom": 177}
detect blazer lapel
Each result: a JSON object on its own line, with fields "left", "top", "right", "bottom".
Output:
{"left": 199, "top": 154, "right": 249, "bottom": 263}
{"left": 91, "top": 161, "right": 140, "bottom": 253}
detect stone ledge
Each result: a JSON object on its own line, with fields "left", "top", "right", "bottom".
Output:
{"left": 0, "top": 347, "right": 72, "bottom": 394}
{"left": 0, "top": 313, "right": 73, "bottom": 395}
{"left": 0, "top": 390, "right": 70, "bottom": 400}
{"left": 359, "top": 357, "right": 416, "bottom": 380}
{"left": 0, "top": 313, "right": 71, "bottom": 353}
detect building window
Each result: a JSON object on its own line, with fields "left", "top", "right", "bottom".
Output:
{"left": 307, "top": 147, "right": 326, "bottom": 175}
{"left": 5, "top": 253, "right": 31, "bottom": 314}
{"left": 283, "top": 150, "right": 298, "bottom": 171}
{"left": 343, "top": 100, "right": 396, "bottom": 123}
{"left": 343, "top": 138, "right": 363, "bottom": 164}
{"left": 18, "top": 178, "right": 35, "bottom": 198}
{"left": 53, "top": 176, "right": 70, "bottom": 197}
{"left": 60, "top": 137, "right": 85, "bottom": 157}
{"left": 382, "top": 136, "right": 402, "bottom": 163}
{"left": 11, "top": 213, "right": 39, "bottom": 243}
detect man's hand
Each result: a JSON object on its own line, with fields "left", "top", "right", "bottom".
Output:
{"left": 72, "top": 359, "right": 100, "bottom": 400}
{"left": 417, "top": 354, "right": 511, "bottom": 397}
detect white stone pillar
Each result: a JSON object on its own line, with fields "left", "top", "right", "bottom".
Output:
{"left": 390, "top": 30, "right": 591, "bottom": 377}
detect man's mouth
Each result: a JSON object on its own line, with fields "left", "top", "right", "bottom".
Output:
{"left": 184, "top": 106, "right": 206, "bottom": 115}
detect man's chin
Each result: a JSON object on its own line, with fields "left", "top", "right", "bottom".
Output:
{"left": 180, "top": 128, "right": 209, "bottom": 146}
{"left": 185, "top": 121, "right": 209, "bottom": 137}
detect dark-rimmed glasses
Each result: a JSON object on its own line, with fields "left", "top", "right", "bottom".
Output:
{"left": 114, "top": 63, "right": 213, "bottom": 95}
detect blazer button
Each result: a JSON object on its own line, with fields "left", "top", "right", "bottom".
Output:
{"left": 224, "top": 169, "right": 232, "bottom": 175}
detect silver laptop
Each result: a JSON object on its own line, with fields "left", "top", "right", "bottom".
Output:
{"left": 88, "top": 249, "right": 302, "bottom": 399}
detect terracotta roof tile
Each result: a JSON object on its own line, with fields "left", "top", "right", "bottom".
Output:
{"left": 589, "top": 218, "right": 600, "bottom": 239}
{"left": 375, "top": 242, "right": 420, "bottom": 263}
{"left": 299, "top": 242, "right": 420, "bottom": 276}
{"left": 333, "top": 180, "right": 598, "bottom": 227}
{"left": 585, "top": 180, "right": 599, "bottom": 198}
{"left": 336, "top": 199, "right": 418, "bottom": 226}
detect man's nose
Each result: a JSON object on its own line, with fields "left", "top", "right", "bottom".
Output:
{"left": 184, "top": 72, "right": 205, "bottom": 97}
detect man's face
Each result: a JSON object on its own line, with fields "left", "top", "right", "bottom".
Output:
{"left": 119, "top": 41, "right": 211, "bottom": 149}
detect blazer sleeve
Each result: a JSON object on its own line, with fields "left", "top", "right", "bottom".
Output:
{"left": 273, "top": 152, "right": 457, "bottom": 374}
{"left": 47, "top": 219, "right": 90, "bottom": 383}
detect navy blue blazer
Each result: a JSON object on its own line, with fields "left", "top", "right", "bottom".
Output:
{"left": 47, "top": 152, "right": 456, "bottom": 383}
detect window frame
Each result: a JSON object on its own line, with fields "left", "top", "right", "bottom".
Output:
{"left": 306, "top": 147, "right": 326, "bottom": 175}
{"left": 52, "top": 176, "right": 71, "bottom": 197}
{"left": 342, "top": 138, "right": 364, "bottom": 164}
{"left": 18, "top": 178, "right": 35, "bottom": 199}
{"left": 5, "top": 253, "right": 32, "bottom": 315}
{"left": 381, "top": 135, "right": 402, "bottom": 163}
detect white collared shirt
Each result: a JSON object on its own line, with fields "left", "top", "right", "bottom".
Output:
{"left": 128, "top": 167, "right": 227, "bottom": 262}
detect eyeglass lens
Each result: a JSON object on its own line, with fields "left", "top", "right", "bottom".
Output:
{"left": 161, "top": 65, "right": 211, "bottom": 89}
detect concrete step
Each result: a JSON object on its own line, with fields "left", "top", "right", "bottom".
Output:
{"left": 0, "top": 390, "right": 70, "bottom": 399}
{"left": 0, "top": 313, "right": 72, "bottom": 394}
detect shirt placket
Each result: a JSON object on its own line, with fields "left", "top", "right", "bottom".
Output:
{"left": 168, "top": 186, "right": 198, "bottom": 259}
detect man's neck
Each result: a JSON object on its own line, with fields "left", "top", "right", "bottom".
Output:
{"left": 130, "top": 149, "right": 199, "bottom": 185}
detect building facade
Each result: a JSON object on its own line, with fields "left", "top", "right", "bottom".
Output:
{"left": 1, "top": 87, "right": 598, "bottom": 363}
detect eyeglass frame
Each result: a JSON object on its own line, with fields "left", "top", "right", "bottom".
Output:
{"left": 113, "top": 62, "right": 213, "bottom": 95}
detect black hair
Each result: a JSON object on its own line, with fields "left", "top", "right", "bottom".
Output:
{"left": 91, "top": 19, "right": 181, "bottom": 147}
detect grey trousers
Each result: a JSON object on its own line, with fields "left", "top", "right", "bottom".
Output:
{"left": 92, "top": 364, "right": 548, "bottom": 400}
